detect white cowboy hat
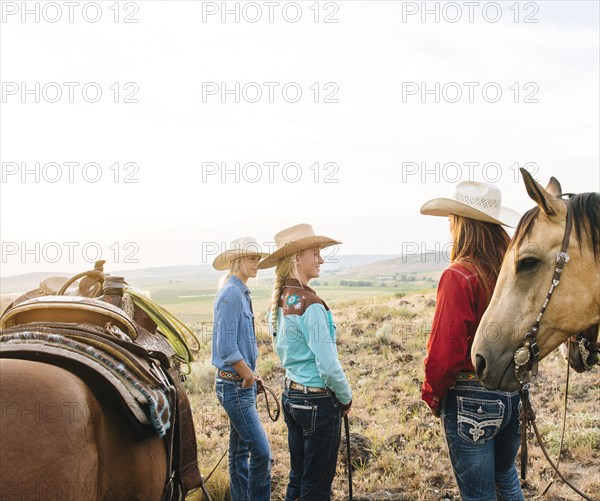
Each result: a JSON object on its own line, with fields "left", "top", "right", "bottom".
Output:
{"left": 212, "top": 236, "right": 269, "bottom": 271}
{"left": 420, "top": 181, "right": 521, "bottom": 227}
{"left": 258, "top": 224, "right": 341, "bottom": 269}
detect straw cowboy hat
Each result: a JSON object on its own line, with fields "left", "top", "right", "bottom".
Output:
{"left": 258, "top": 224, "right": 341, "bottom": 269}
{"left": 212, "top": 236, "right": 269, "bottom": 271}
{"left": 420, "top": 181, "right": 521, "bottom": 227}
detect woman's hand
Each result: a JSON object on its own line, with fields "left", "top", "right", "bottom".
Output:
{"left": 428, "top": 398, "right": 441, "bottom": 418}
{"left": 231, "top": 359, "right": 255, "bottom": 388}
{"left": 341, "top": 400, "right": 352, "bottom": 417}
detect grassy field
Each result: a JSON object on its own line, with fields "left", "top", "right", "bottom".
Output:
{"left": 183, "top": 290, "right": 600, "bottom": 501}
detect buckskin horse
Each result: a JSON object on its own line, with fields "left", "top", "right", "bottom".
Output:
{"left": 471, "top": 169, "right": 599, "bottom": 391}
{"left": 0, "top": 262, "right": 208, "bottom": 501}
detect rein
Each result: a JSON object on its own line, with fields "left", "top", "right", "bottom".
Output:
{"left": 514, "top": 201, "right": 595, "bottom": 500}
{"left": 257, "top": 379, "right": 281, "bottom": 422}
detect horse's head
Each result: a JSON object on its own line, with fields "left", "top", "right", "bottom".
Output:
{"left": 472, "top": 169, "right": 600, "bottom": 391}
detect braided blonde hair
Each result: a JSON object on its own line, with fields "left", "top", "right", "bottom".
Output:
{"left": 269, "top": 254, "right": 304, "bottom": 335}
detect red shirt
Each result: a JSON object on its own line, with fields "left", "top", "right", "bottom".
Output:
{"left": 422, "top": 262, "right": 494, "bottom": 412}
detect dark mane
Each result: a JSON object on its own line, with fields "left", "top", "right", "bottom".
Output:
{"left": 512, "top": 192, "right": 600, "bottom": 261}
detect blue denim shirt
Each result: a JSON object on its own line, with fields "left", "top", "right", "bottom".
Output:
{"left": 211, "top": 275, "right": 258, "bottom": 372}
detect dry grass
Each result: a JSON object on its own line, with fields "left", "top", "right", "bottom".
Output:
{"left": 186, "top": 293, "right": 599, "bottom": 501}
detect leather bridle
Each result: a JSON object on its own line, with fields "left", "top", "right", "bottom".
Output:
{"left": 513, "top": 200, "right": 574, "bottom": 385}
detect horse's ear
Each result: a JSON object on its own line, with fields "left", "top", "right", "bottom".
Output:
{"left": 545, "top": 177, "right": 562, "bottom": 197}
{"left": 520, "top": 168, "right": 565, "bottom": 216}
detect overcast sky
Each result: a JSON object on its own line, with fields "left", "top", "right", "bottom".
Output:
{"left": 1, "top": 0, "right": 598, "bottom": 277}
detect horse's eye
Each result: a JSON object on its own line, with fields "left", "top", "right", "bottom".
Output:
{"left": 517, "top": 257, "right": 540, "bottom": 272}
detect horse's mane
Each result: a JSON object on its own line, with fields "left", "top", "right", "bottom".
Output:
{"left": 512, "top": 192, "right": 600, "bottom": 262}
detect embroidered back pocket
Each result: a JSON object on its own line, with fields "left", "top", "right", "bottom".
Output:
{"left": 287, "top": 401, "right": 318, "bottom": 435}
{"left": 457, "top": 396, "right": 504, "bottom": 445}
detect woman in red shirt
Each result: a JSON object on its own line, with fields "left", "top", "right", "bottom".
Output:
{"left": 421, "top": 181, "right": 524, "bottom": 501}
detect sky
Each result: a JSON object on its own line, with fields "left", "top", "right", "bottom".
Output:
{"left": 1, "top": 0, "right": 599, "bottom": 277}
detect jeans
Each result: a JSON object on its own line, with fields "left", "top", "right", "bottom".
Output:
{"left": 441, "top": 381, "right": 524, "bottom": 501}
{"left": 282, "top": 388, "right": 342, "bottom": 501}
{"left": 215, "top": 378, "right": 271, "bottom": 501}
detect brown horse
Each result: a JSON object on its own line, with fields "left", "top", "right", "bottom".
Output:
{"left": 0, "top": 359, "right": 167, "bottom": 501}
{"left": 471, "top": 169, "right": 600, "bottom": 391}
{"left": 0, "top": 266, "right": 204, "bottom": 501}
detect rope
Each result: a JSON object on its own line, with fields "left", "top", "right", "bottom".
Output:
{"left": 123, "top": 287, "right": 201, "bottom": 374}
{"left": 344, "top": 415, "right": 353, "bottom": 501}
{"left": 538, "top": 345, "right": 570, "bottom": 499}
{"left": 257, "top": 380, "right": 281, "bottom": 422}
{"left": 521, "top": 387, "right": 596, "bottom": 501}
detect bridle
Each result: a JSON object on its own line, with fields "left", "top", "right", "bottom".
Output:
{"left": 511, "top": 197, "right": 595, "bottom": 501}
{"left": 513, "top": 198, "right": 574, "bottom": 385}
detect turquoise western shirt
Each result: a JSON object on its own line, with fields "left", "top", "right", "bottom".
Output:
{"left": 271, "top": 279, "right": 352, "bottom": 405}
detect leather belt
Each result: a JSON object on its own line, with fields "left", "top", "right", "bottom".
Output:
{"left": 456, "top": 372, "right": 479, "bottom": 381}
{"left": 285, "top": 378, "right": 328, "bottom": 393}
{"left": 218, "top": 370, "right": 242, "bottom": 381}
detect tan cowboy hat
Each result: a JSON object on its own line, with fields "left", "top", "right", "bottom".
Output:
{"left": 258, "top": 224, "right": 341, "bottom": 269}
{"left": 212, "top": 236, "right": 269, "bottom": 271}
{"left": 420, "top": 181, "right": 521, "bottom": 227}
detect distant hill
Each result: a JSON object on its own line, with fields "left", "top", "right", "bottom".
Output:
{"left": 332, "top": 251, "right": 449, "bottom": 280}
{"left": 0, "top": 272, "right": 72, "bottom": 294}
{"left": 0, "top": 253, "right": 448, "bottom": 294}
{"left": 0, "top": 256, "right": 400, "bottom": 294}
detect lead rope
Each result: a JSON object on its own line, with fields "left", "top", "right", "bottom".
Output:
{"left": 344, "top": 415, "right": 353, "bottom": 501}
{"left": 257, "top": 380, "right": 281, "bottom": 421}
{"left": 521, "top": 386, "right": 595, "bottom": 501}
{"left": 536, "top": 345, "right": 571, "bottom": 499}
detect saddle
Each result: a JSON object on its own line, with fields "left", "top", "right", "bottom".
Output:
{"left": 0, "top": 269, "right": 205, "bottom": 501}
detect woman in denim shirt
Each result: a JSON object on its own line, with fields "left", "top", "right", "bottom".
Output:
{"left": 259, "top": 224, "right": 352, "bottom": 501}
{"left": 211, "top": 237, "right": 271, "bottom": 501}
{"left": 420, "top": 182, "right": 524, "bottom": 501}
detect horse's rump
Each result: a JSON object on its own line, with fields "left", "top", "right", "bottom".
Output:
{"left": 0, "top": 358, "right": 167, "bottom": 501}
{"left": 0, "top": 294, "right": 203, "bottom": 500}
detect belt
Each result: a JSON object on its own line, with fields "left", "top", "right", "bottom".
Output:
{"left": 456, "top": 372, "right": 479, "bottom": 381}
{"left": 218, "top": 370, "right": 242, "bottom": 381}
{"left": 285, "top": 378, "right": 328, "bottom": 393}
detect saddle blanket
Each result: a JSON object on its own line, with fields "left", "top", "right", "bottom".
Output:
{"left": 0, "top": 330, "right": 173, "bottom": 438}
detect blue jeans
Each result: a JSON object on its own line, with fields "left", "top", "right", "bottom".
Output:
{"left": 441, "top": 381, "right": 524, "bottom": 501}
{"left": 282, "top": 388, "right": 342, "bottom": 501}
{"left": 215, "top": 378, "right": 271, "bottom": 501}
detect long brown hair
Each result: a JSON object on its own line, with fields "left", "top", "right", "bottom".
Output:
{"left": 450, "top": 215, "right": 511, "bottom": 300}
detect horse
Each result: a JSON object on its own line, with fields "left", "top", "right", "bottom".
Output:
{"left": 0, "top": 264, "right": 205, "bottom": 501}
{"left": 1, "top": 359, "right": 167, "bottom": 501}
{"left": 471, "top": 169, "right": 599, "bottom": 391}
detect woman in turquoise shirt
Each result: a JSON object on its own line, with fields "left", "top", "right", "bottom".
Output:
{"left": 212, "top": 236, "right": 271, "bottom": 501}
{"left": 259, "top": 224, "right": 352, "bottom": 501}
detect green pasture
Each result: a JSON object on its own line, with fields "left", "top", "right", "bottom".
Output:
{"left": 149, "top": 281, "right": 438, "bottom": 325}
